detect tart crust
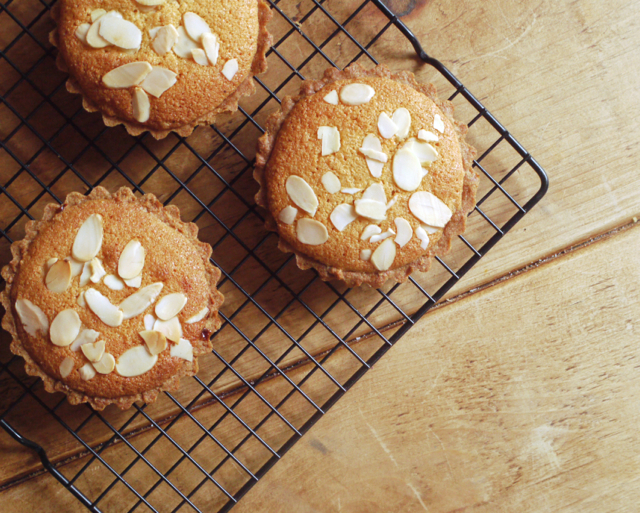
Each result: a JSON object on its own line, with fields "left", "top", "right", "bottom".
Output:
{"left": 49, "top": 0, "right": 272, "bottom": 139}
{"left": 0, "top": 187, "right": 224, "bottom": 410}
{"left": 254, "top": 64, "right": 479, "bottom": 288}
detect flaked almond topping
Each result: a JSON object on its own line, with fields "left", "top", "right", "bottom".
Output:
{"left": 371, "top": 238, "right": 396, "bottom": 271}
{"left": 46, "top": 258, "right": 58, "bottom": 269}
{"left": 139, "top": 330, "right": 167, "bottom": 355}
{"left": 135, "top": 0, "right": 167, "bottom": 5}
{"left": 323, "top": 90, "right": 339, "bottom": 105}
{"left": 173, "top": 26, "right": 199, "bottom": 59}
{"left": 15, "top": 298, "right": 49, "bottom": 336}
{"left": 359, "top": 147, "right": 387, "bottom": 163}
{"left": 330, "top": 204, "right": 357, "bottom": 232}
{"left": 50, "top": 309, "right": 81, "bottom": 347}
{"left": 422, "top": 224, "right": 439, "bottom": 234}
{"left": 118, "top": 240, "right": 145, "bottom": 280}
{"left": 155, "top": 293, "right": 187, "bottom": 320}
{"left": 321, "top": 171, "right": 341, "bottom": 193}
{"left": 369, "top": 229, "right": 395, "bottom": 243}
{"left": 60, "top": 357, "right": 75, "bottom": 379}
{"left": 296, "top": 218, "right": 329, "bottom": 245}
{"left": 151, "top": 25, "right": 179, "bottom": 55}
{"left": 81, "top": 339, "right": 105, "bottom": 363}
{"left": 102, "top": 62, "right": 152, "bottom": 89}
{"left": 415, "top": 226, "right": 429, "bottom": 249}
{"left": 341, "top": 188, "right": 361, "bottom": 195}
{"left": 222, "top": 59, "right": 239, "bottom": 81}
{"left": 394, "top": 218, "right": 413, "bottom": 247}
{"left": 70, "top": 328, "right": 100, "bottom": 352}
{"left": 393, "top": 149, "right": 423, "bottom": 192}
{"left": 392, "top": 108, "right": 411, "bottom": 139}
{"left": 183, "top": 12, "right": 211, "bottom": 42}
{"left": 99, "top": 16, "right": 142, "bottom": 49}
{"left": 360, "top": 249, "right": 372, "bottom": 261}
{"left": 153, "top": 316, "right": 182, "bottom": 343}
{"left": 76, "top": 23, "right": 91, "bottom": 43}
{"left": 192, "top": 48, "right": 209, "bottom": 66}
{"left": 409, "top": 191, "right": 452, "bottom": 228}
{"left": 79, "top": 263, "right": 92, "bottom": 287}
{"left": 132, "top": 87, "right": 150, "bottom": 123}
{"left": 91, "top": 9, "right": 106, "bottom": 22}
{"left": 360, "top": 134, "right": 384, "bottom": 178}
{"left": 418, "top": 129, "right": 439, "bottom": 142}
{"left": 362, "top": 183, "right": 387, "bottom": 204}
{"left": 278, "top": 205, "right": 298, "bottom": 225}
{"left": 46, "top": 259, "right": 72, "bottom": 293}
{"left": 202, "top": 33, "right": 219, "bottom": 65}
{"left": 86, "top": 18, "right": 110, "bottom": 48}
{"left": 116, "top": 346, "right": 158, "bottom": 377}
{"left": 77, "top": 291, "right": 87, "bottom": 308}
{"left": 386, "top": 195, "right": 398, "bottom": 210}
{"left": 90, "top": 257, "right": 106, "bottom": 284}
{"left": 285, "top": 176, "right": 318, "bottom": 216}
{"left": 317, "top": 126, "right": 341, "bottom": 156}
{"left": 85, "top": 288, "right": 124, "bottom": 327}
{"left": 93, "top": 352, "right": 115, "bottom": 374}
{"left": 120, "top": 282, "right": 163, "bottom": 320}
{"left": 433, "top": 113, "right": 445, "bottom": 133}
{"left": 79, "top": 363, "right": 96, "bottom": 381}
{"left": 378, "top": 112, "right": 398, "bottom": 139}
{"left": 170, "top": 338, "right": 193, "bottom": 361}
{"left": 339, "top": 83, "right": 375, "bottom": 105}
{"left": 185, "top": 307, "right": 209, "bottom": 324}
{"left": 72, "top": 214, "right": 103, "bottom": 262}
{"left": 354, "top": 199, "right": 387, "bottom": 221}
{"left": 125, "top": 274, "right": 142, "bottom": 288}
{"left": 360, "top": 224, "right": 382, "bottom": 241}
{"left": 66, "top": 257, "right": 83, "bottom": 277}
{"left": 401, "top": 138, "right": 438, "bottom": 166}
{"left": 144, "top": 313, "right": 156, "bottom": 330}
{"left": 104, "top": 274, "right": 125, "bottom": 290}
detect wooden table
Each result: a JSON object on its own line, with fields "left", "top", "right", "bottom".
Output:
{"left": 2, "top": 0, "right": 640, "bottom": 510}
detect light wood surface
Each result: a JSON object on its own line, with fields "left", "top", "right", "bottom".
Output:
{"left": 1, "top": 0, "right": 640, "bottom": 510}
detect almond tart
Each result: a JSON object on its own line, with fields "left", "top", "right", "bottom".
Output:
{"left": 254, "top": 64, "right": 479, "bottom": 288}
{"left": 50, "top": 0, "right": 272, "bottom": 139}
{"left": 1, "top": 187, "right": 223, "bottom": 410}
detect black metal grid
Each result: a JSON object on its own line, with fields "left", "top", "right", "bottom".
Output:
{"left": 0, "top": 0, "right": 548, "bottom": 510}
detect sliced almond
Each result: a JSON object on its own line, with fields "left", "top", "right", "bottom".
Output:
{"left": 77, "top": 291, "right": 87, "bottom": 308}
{"left": 285, "top": 175, "right": 318, "bottom": 216}
{"left": 402, "top": 138, "right": 438, "bottom": 166}
{"left": 118, "top": 240, "right": 145, "bottom": 280}
{"left": 323, "top": 90, "right": 339, "bottom": 105}
{"left": 104, "top": 274, "right": 125, "bottom": 290}
{"left": 102, "top": 62, "right": 152, "bottom": 89}
{"left": 91, "top": 9, "right": 106, "bottom": 22}
{"left": 119, "top": 282, "right": 163, "bottom": 320}
{"left": 409, "top": 191, "right": 452, "bottom": 228}
{"left": 192, "top": 48, "right": 209, "bottom": 66}
{"left": 153, "top": 316, "right": 182, "bottom": 343}
{"left": 362, "top": 183, "right": 387, "bottom": 204}
{"left": 393, "top": 149, "right": 423, "bottom": 192}
{"left": 125, "top": 274, "right": 142, "bottom": 288}
{"left": 85, "top": 288, "right": 124, "bottom": 327}
{"left": 321, "top": 171, "right": 341, "bottom": 194}
{"left": 90, "top": 257, "right": 106, "bottom": 283}
{"left": 132, "top": 87, "right": 150, "bottom": 123}
{"left": 135, "top": 0, "right": 167, "bottom": 5}
{"left": 99, "top": 16, "right": 142, "bottom": 49}
{"left": 422, "top": 224, "right": 439, "bottom": 234}
{"left": 76, "top": 23, "right": 91, "bottom": 43}
{"left": 72, "top": 214, "right": 103, "bottom": 262}
{"left": 79, "top": 363, "right": 96, "bottom": 381}
{"left": 415, "top": 226, "right": 430, "bottom": 249}
{"left": 433, "top": 113, "right": 445, "bottom": 133}
{"left": 79, "top": 263, "right": 91, "bottom": 287}
{"left": 354, "top": 199, "right": 387, "bottom": 221}
{"left": 359, "top": 147, "right": 387, "bottom": 163}
{"left": 360, "top": 224, "right": 381, "bottom": 241}
{"left": 330, "top": 204, "right": 357, "bottom": 232}
{"left": 360, "top": 249, "right": 372, "bottom": 261}
{"left": 86, "top": 19, "right": 110, "bottom": 48}
{"left": 418, "top": 129, "right": 439, "bottom": 142}
{"left": 341, "top": 188, "right": 361, "bottom": 195}
{"left": 149, "top": 26, "right": 161, "bottom": 39}
{"left": 392, "top": 108, "right": 411, "bottom": 139}
{"left": 139, "top": 330, "right": 167, "bottom": 355}
{"left": 183, "top": 12, "right": 211, "bottom": 42}
{"left": 93, "top": 352, "right": 115, "bottom": 374}
{"left": 371, "top": 238, "right": 396, "bottom": 271}
{"left": 50, "top": 309, "right": 81, "bottom": 347}
{"left": 46, "top": 258, "right": 58, "bottom": 269}
{"left": 222, "top": 59, "right": 238, "bottom": 80}
{"left": 15, "top": 298, "right": 49, "bottom": 336}
{"left": 155, "top": 293, "right": 187, "bottom": 320}
{"left": 369, "top": 229, "right": 395, "bottom": 244}
{"left": 317, "top": 126, "right": 341, "bottom": 156}
{"left": 173, "top": 26, "right": 199, "bottom": 59}
{"left": 394, "top": 218, "right": 413, "bottom": 247}
{"left": 144, "top": 313, "right": 156, "bottom": 330}
{"left": 202, "top": 33, "right": 219, "bottom": 65}
{"left": 378, "top": 112, "right": 398, "bottom": 139}
{"left": 46, "top": 259, "right": 71, "bottom": 293}
{"left": 185, "top": 307, "right": 209, "bottom": 324}
{"left": 360, "top": 134, "right": 384, "bottom": 178}
{"left": 66, "top": 257, "right": 83, "bottom": 277}
{"left": 81, "top": 340, "right": 105, "bottom": 363}
{"left": 386, "top": 195, "right": 398, "bottom": 210}
{"left": 70, "top": 328, "right": 100, "bottom": 352}
{"left": 60, "top": 357, "right": 75, "bottom": 379}
{"left": 278, "top": 206, "right": 298, "bottom": 225}
{"left": 296, "top": 219, "right": 329, "bottom": 245}
{"left": 339, "top": 83, "right": 375, "bottom": 105}
{"left": 170, "top": 338, "right": 193, "bottom": 362}
{"left": 152, "top": 25, "right": 179, "bottom": 56}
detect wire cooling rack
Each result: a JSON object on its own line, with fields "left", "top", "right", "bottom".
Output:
{"left": 0, "top": 0, "right": 548, "bottom": 510}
